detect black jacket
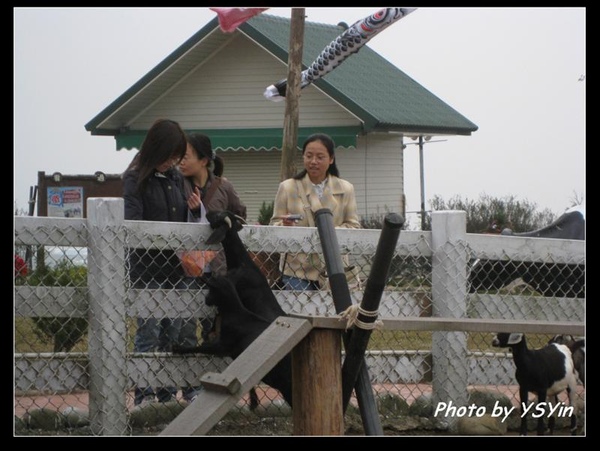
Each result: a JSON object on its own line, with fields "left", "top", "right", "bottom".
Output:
{"left": 123, "top": 167, "right": 188, "bottom": 285}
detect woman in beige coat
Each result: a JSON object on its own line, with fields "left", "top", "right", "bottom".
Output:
{"left": 270, "top": 133, "right": 360, "bottom": 290}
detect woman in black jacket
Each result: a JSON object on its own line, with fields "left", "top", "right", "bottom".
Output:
{"left": 123, "top": 118, "right": 197, "bottom": 405}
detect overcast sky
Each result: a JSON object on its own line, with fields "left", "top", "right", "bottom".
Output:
{"left": 14, "top": 7, "right": 585, "bottom": 223}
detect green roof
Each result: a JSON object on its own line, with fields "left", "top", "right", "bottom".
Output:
{"left": 244, "top": 14, "right": 478, "bottom": 135}
{"left": 86, "top": 13, "right": 477, "bottom": 150}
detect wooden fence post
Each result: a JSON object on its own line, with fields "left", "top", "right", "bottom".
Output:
{"left": 314, "top": 208, "right": 383, "bottom": 435}
{"left": 292, "top": 328, "right": 344, "bottom": 435}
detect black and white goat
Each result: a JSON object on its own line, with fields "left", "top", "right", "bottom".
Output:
{"left": 548, "top": 334, "right": 585, "bottom": 386}
{"left": 173, "top": 210, "right": 291, "bottom": 407}
{"left": 492, "top": 332, "right": 578, "bottom": 435}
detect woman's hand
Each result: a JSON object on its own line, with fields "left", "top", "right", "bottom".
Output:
{"left": 281, "top": 214, "right": 302, "bottom": 226}
{"left": 187, "top": 185, "right": 202, "bottom": 210}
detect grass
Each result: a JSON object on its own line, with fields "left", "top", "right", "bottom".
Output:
{"left": 16, "top": 317, "right": 555, "bottom": 355}
{"left": 14, "top": 317, "right": 208, "bottom": 353}
{"left": 366, "top": 330, "right": 554, "bottom": 353}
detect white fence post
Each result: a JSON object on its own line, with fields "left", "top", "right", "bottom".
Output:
{"left": 430, "top": 210, "right": 469, "bottom": 431}
{"left": 86, "top": 198, "right": 128, "bottom": 435}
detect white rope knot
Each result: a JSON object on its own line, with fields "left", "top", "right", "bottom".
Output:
{"left": 338, "top": 304, "right": 384, "bottom": 331}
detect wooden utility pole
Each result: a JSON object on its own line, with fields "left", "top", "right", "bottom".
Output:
{"left": 280, "top": 8, "right": 305, "bottom": 181}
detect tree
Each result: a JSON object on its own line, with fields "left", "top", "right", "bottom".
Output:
{"left": 423, "top": 194, "right": 557, "bottom": 233}
{"left": 14, "top": 201, "right": 27, "bottom": 216}
{"left": 568, "top": 191, "right": 584, "bottom": 208}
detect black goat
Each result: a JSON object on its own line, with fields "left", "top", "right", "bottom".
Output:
{"left": 492, "top": 332, "right": 578, "bottom": 435}
{"left": 173, "top": 275, "right": 293, "bottom": 406}
{"left": 548, "top": 335, "right": 585, "bottom": 386}
{"left": 204, "top": 210, "right": 286, "bottom": 322}
{"left": 174, "top": 210, "right": 292, "bottom": 407}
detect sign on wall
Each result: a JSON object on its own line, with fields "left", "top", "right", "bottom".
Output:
{"left": 47, "top": 186, "right": 84, "bottom": 218}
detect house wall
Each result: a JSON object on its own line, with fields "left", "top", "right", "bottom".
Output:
{"left": 344, "top": 133, "right": 405, "bottom": 220}
{"left": 219, "top": 150, "right": 302, "bottom": 224}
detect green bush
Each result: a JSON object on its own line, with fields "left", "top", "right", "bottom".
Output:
{"left": 425, "top": 194, "right": 557, "bottom": 233}
{"left": 257, "top": 201, "right": 274, "bottom": 225}
{"left": 27, "top": 259, "right": 88, "bottom": 352}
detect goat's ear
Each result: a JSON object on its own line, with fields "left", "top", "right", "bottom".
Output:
{"left": 507, "top": 333, "right": 523, "bottom": 345}
{"left": 206, "top": 225, "right": 227, "bottom": 245}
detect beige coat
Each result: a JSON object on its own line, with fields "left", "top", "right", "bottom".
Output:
{"left": 270, "top": 174, "right": 360, "bottom": 284}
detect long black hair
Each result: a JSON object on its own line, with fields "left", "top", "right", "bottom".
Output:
{"left": 186, "top": 132, "right": 224, "bottom": 177}
{"left": 293, "top": 133, "right": 340, "bottom": 180}
{"left": 126, "top": 118, "right": 187, "bottom": 191}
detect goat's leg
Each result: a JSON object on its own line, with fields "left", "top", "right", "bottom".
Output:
{"left": 536, "top": 391, "right": 547, "bottom": 435}
{"left": 249, "top": 387, "right": 259, "bottom": 410}
{"left": 519, "top": 388, "right": 530, "bottom": 436}
{"left": 567, "top": 386, "right": 578, "bottom": 435}
{"left": 547, "top": 394, "right": 557, "bottom": 435}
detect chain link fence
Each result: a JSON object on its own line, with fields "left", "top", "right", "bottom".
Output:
{"left": 14, "top": 199, "right": 585, "bottom": 435}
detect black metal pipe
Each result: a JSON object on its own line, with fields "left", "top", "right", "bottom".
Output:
{"left": 314, "top": 209, "right": 352, "bottom": 314}
{"left": 313, "top": 208, "right": 383, "bottom": 435}
{"left": 341, "top": 213, "right": 404, "bottom": 410}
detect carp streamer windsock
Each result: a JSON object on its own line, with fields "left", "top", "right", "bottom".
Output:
{"left": 264, "top": 7, "right": 417, "bottom": 101}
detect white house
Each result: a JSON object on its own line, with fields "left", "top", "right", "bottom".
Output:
{"left": 85, "top": 13, "right": 478, "bottom": 223}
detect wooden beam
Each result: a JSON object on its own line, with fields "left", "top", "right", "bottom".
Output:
{"left": 291, "top": 314, "right": 585, "bottom": 336}
{"left": 160, "top": 317, "right": 312, "bottom": 436}
{"left": 200, "top": 373, "right": 241, "bottom": 394}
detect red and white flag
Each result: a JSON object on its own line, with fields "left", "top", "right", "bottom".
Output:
{"left": 210, "top": 7, "right": 269, "bottom": 33}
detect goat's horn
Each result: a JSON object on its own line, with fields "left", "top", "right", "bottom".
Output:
{"left": 234, "top": 215, "right": 247, "bottom": 225}
{"left": 224, "top": 216, "right": 232, "bottom": 229}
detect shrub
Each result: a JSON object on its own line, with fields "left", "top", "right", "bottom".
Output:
{"left": 257, "top": 201, "right": 274, "bottom": 225}
{"left": 425, "top": 194, "right": 557, "bottom": 233}
{"left": 27, "top": 259, "right": 88, "bottom": 352}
